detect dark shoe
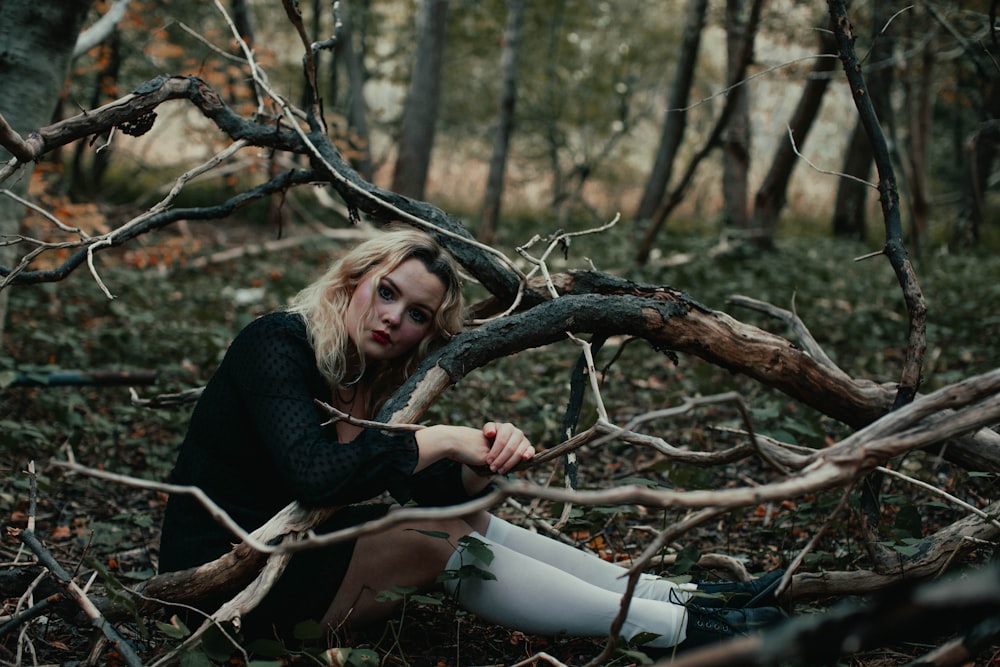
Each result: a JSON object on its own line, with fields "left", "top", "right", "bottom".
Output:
{"left": 691, "top": 568, "right": 785, "bottom": 608}
{"left": 681, "top": 604, "right": 785, "bottom": 649}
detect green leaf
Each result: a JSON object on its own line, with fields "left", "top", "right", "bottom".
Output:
{"left": 346, "top": 648, "right": 381, "bottom": 666}
{"left": 411, "top": 594, "right": 444, "bottom": 605}
{"left": 0, "top": 370, "right": 16, "bottom": 389}
{"left": 178, "top": 649, "right": 215, "bottom": 667}
{"left": 629, "top": 631, "right": 664, "bottom": 645}
{"left": 673, "top": 543, "right": 701, "bottom": 574}
{"left": 456, "top": 563, "right": 497, "bottom": 582}
{"left": 617, "top": 647, "right": 655, "bottom": 664}
{"left": 435, "top": 570, "right": 460, "bottom": 583}
{"left": 155, "top": 615, "right": 190, "bottom": 639}
{"left": 893, "top": 505, "right": 923, "bottom": 539}
{"left": 245, "top": 639, "right": 287, "bottom": 658}
{"left": 457, "top": 534, "right": 495, "bottom": 565}
{"left": 374, "top": 589, "right": 403, "bottom": 602}
{"left": 893, "top": 544, "right": 921, "bottom": 557}
{"left": 293, "top": 619, "right": 325, "bottom": 640}
{"left": 201, "top": 624, "right": 241, "bottom": 660}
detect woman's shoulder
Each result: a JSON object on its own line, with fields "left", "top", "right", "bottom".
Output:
{"left": 232, "top": 311, "right": 309, "bottom": 348}
{"left": 248, "top": 310, "right": 306, "bottom": 332}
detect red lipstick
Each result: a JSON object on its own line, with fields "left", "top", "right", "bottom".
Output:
{"left": 372, "top": 330, "right": 390, "bottom": 344}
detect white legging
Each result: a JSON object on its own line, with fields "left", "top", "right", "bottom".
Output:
{"left": 442, "top": 516, "right": 694, "bottom": 648}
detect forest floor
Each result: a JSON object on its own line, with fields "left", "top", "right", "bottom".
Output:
{"left": 2, "top": 209, "right": 999, "bottom": 666}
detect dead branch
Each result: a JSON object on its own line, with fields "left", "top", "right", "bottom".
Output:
{"left": 31, "top": 367, "right": 996, "bottom": 633}
{"left": 654, "top": 563, "right": 1000, "bottom": 667}
{"left": 382, "top": 280, "right": 1000, "bottom": 474}
{"left": 727, "top": 293, "right": 840, "bottom": 371}
{"left": 12, "top": 529, "right": 142, "bottom": 667}
{"left": 7, "top": 369, "right": 156, "bottom": 388}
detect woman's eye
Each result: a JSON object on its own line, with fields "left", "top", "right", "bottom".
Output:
{"left": 377, "top": 284, "right": 393, "bottom": 300}
{"left": 408, "top": 308, "right": 428, "bottom": 324}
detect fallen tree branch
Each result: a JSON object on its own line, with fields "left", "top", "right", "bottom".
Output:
{"left": 11, "top": 529, "right": 142, "bottom": 667}
{"left": 33, "top": 367, "right": 998, "bottom": 632}
{"left": 7, "top": 369, "right": 157, "bottom": 388}
{"left": 382, "top": 281, "right": 1000, "bottom": 473}
{"left": 654, "top": 563, "right": 1000, "bottom": 667}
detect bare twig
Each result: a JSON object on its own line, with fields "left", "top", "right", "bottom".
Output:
{"left": 784, "top": 123, "right": 878, "bottom": 190}
{"left": 877, "top": 465, "right": 1000, "bottom": 531}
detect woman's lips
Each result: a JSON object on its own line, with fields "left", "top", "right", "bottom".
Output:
{"left": 371, "top": 330, "right": 390, "bottom": 345}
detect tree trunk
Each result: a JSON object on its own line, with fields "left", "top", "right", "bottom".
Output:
{"left": 0, "top": 0, "right": 93, "bottom": 343}
{"left": 901, "top": 9, "right": 932, "bottom": 255}
{"left": 749, "top": 30, "right": 837, "bottom": 244}
{"left": 391, "top": 0, "right": 450, "bottom": 200}
{"left": 636, "top": 0, "right": 763, "bottom": 264}
{"left": 951, "top": 17, "right": 1000, "bottom": 247}
{"left": 71, "top": 30, "right": 122, "bottom": 198}
{"left": 957, "top": 91, "right": 1000, "bottom": 246}
{"left": 633, "top": 0, "right": 708, "bottom": 224}
{"left": 831, "top": 119, "right": 873, "bottom": 239}
{"left": 722, "top": 0, "right": 751, "bottom": 230}
{"left": 831, "top": 2, "right": 896, "bottom": 242}
{"left": 337, "top": 0, "right": 375, "bottom": 181}
{"left": 477, "top": 0, "right": 525, "bottom": 245}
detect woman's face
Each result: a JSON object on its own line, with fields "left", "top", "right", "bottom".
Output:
{"left": 345, "top": 257, "right": 446, "bottom": 363}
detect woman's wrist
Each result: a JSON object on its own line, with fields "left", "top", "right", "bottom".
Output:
{"left": 413, "top": 425, "right": 453, "bottom": 472}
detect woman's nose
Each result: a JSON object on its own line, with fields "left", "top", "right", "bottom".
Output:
{"left": 381, "top": 305, "right": 402, "bottom": 327}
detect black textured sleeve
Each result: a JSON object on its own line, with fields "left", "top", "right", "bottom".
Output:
{"left": 225, "top": 315, "right": 419, "bottom": 506}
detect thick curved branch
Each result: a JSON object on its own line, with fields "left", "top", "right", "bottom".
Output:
{"left": 380, "top": 276, "right": 999, "bottom": 473}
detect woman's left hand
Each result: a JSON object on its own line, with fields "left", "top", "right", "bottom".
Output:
{"left": 482, "top": 422, "right": 535, "bottom": 474}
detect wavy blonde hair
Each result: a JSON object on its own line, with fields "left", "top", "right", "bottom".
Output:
{"left": 288, "top": 227, "right": 464, "bottom": 410}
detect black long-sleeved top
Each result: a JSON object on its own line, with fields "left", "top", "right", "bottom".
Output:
{"left": 159, "top": 311, "right": 470, "bottom": 573}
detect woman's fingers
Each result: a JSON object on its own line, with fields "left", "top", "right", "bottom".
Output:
{"left": 484, "top": 422, "right": 535, "bottom": 473}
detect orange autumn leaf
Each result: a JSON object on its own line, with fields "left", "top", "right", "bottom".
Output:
{"left": 50, "top": 525, "right": 71, "bottom": 539}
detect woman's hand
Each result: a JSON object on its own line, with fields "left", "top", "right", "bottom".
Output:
{"left": 482, "top": 421, "right": 535, "bottom": 474}
{"left": 413, "top": 422, "right": 534, "bottom": 475}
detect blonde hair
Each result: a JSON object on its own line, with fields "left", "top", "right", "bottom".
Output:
{"left": 288, "top": 228, "right": 464, "bottom": 410}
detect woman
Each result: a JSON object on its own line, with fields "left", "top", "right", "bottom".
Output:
{"left": 158, "top": 227, "right": 784, "bottom": 652}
